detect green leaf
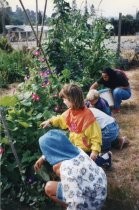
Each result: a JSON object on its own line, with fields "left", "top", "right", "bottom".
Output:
{"left": 21, "top": 100, "right": 32, "bottom": 107}
{"left": 0, "top": 96, "right": 17, "bottom": 107}
{"left": 0, "top": 137, "right": 9, "bottom": 144}
{"left": 18, "top": 121, "right": 31, "bottom": 128}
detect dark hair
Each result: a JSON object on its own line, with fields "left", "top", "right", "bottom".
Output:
{"left": 59, "top": 84, "right": 84, "bottom": 109}
{"left": 102, "top": 67, "right": 116, "bottom": 78}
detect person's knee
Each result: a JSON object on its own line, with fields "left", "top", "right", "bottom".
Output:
{"left": 45, "top": 181, "right": 53, "bottom": 196}
{"left": 113, "top": 88, "right": 120, "bottom": 96}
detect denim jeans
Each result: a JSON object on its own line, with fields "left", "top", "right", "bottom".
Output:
{"left": 56, "top": 182, "right": 65, "bottom": 201}
{"left": 112, "top": 87, "right": 131, "bottom": 109}
{"left": 101, "top": 122, "right": 119, "bottom": 151}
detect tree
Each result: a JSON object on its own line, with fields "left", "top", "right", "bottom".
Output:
{"left": 136, "top": 11, "right": 139, "bottom": 20}
{"left": 84, "top": 0, "right": 89, "bottom": 18}
{"left": 0, "top": 0, "right": 9, "bottom": 34}
{"left": 38, "top": 11, "right": 42, "bottom": 25}
{"left": 72, "top": 0, "right": 77, "bottom": 11}
{"left": 90, "top": 4, "right": 95, "bottom": 16}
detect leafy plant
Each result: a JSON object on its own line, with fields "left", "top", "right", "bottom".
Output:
{"left": 0, "top": 48, "right": 70, "bottom": 209}
{"left": 44, "top": 2, "right": 117, "bottom": 87}
{"left": 0, "top": 36, "right": 13, "bottom": 52}
{"left": 0, "top": 49, "right": 32, "bottom": 87}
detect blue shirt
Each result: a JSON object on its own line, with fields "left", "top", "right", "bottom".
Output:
{"left": 95, "top": 97, "right": 111, "bottom": 116}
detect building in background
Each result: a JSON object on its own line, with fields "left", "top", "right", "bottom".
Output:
{"left": 5, "top": 25, "right": 48, "bottom": 42}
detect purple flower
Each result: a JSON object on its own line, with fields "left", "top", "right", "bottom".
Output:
{"left": 46, "top": 69, "right": 52, "bottom": 75}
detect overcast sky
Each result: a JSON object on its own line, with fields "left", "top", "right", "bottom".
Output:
{"left": 7, "top": 0, "right": 139, "bottom": 18}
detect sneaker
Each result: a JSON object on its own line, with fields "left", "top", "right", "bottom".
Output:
{"left": 118, "top": 136, "right": 129, "bottom": 150}
{"left": 95, "top": 151, "right": 112, "bottom": 168}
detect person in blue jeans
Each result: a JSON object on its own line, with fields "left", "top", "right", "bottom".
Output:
{"left": 90, "top": 67, "right": 131, "bottom": 113}
{"left": 34, "top": 129, "right": 107, "bottom": 210}
{"left": 89, "top": 107, "right": 129, "bottom": 152}
{"left": 86, "top": 89, "right": 111, "bottom": 115}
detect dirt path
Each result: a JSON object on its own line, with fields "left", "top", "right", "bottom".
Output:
{"left": 104, "top": 67, "right": 139, "bottom": 210}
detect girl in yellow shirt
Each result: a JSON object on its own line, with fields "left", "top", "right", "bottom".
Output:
{"left": 40, "top": 83, "right": 102, "bottom": 161}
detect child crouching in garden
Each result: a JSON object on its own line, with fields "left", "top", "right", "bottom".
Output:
{"left": 86, "top": 89, "right": 111, "bottom": 116}
{"left": 40, "top": 83, "right": 112, "bottom": 167}
{"left": 90, "top": 107, "right": 129, "bottom": 151}
{"left": 34, "top": 129, "right": 107, "bottom": 210}
{"left": 40, "top": 83, "right": 102, "bottom": 161}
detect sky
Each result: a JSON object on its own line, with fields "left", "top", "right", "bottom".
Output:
{"left": 7, "top": 0, "right": 139, "bottom": 18}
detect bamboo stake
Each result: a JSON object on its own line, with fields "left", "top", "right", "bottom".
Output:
{"left": 39, "top": 0, "right": 48, "bottom": 43}
{"left": 0, "top": 107, "right": 22, "bottom": 173}
{"left": 36, "top": 0, "right": 39, "bottom": 47}
{"left": 18, "top": 0, "right": 51, "bottom": 70}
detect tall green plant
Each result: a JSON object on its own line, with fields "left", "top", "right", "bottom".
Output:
{"left": 0, "top": 48, "right": 71, "bottom": 209}
{"left": 44, "top": 0, "right": 116, "bottom": 87}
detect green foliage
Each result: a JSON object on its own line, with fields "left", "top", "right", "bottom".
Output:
{"left": 44, "top": 4, "right": 116, "bottom": 86}
{"left": 0, "top": 36, "right": 13, "bottom": 52}
{"left": 0, "top": 47, "right": 71, "bottom": 209}
{"left": 0, "top": 95, "right": 17, "bottom": 107}
{"left": 0, "top": 48, "right": 32, "bottom": 87}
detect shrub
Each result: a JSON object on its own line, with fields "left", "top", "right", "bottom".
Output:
{"left": 0, "top": 49, "right": 32, "bottom": 87}
{"left": 0, "top": 36, "right": 13, "bottom": 52}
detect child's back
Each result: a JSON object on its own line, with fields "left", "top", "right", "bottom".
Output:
{"left": 95, "top": 97, "right": 111, "bottom": 116}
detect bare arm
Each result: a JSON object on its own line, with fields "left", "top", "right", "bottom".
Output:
{"left": 34, "top": 156, "right": 45, "bottom": 172}
{"left": 90, "top": 82, "right": 99, "bottom": 90}
{"left": 40, "top": 119, "right": 51, "bottom": 128}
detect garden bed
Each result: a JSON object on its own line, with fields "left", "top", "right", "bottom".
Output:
{"left": 1, "top": 67, "right": 139, "bottom": 210}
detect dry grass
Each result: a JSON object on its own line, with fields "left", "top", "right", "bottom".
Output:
{"left": 104, "top": 67, "right": 139, "bottom": 210}
{"left": 0, "top": 82, "right": 19, "bottom": 97}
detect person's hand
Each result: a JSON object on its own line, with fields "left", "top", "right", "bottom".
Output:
{"left": 90, "top": 151, "right": 98, "bottom": 161}
{"left": 40, "top": 120, "right": 51, "bottom": 128}
{"left": 34, "top": 156, "right": 44, "bottom": 172}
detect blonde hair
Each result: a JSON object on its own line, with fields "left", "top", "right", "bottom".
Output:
{"left": 59, "top": 83, "right": 84, "bottom": 109}
{"left": 86, "top": 89, "right": 100, "bottom": 101}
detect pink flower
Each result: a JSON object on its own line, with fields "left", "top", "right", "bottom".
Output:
{"left": 0, "top": 146, "right": 4, "bottom": 157}
{"left": 33, "top": 50, "right": 41, "bottom": 57}
{"left": 32, "top": 93, "right": 40, "bottom": 101}
{"left": 38, "top": 57, "right": 45, "bottom": 62}
{"left": 35, "top": 95, "right": 40, "bottom": 101}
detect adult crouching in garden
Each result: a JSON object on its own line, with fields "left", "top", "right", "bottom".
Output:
{"left": 90, "top": 67, "right": 131, "bottom": 113}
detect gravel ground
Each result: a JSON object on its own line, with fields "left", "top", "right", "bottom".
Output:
{"left": 11, "top": 35, "right": 139, "bottom": 52}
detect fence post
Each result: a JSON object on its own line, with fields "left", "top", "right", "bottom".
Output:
{"left": 117, "top": 12, "right": 122, "bottom": 56}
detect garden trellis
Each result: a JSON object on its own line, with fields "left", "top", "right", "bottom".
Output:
{"left": 18, "top": 0, "right": 50, "bottom": 70}
{"left": 0, "top": 107, "right": 22, "bottom": 174}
